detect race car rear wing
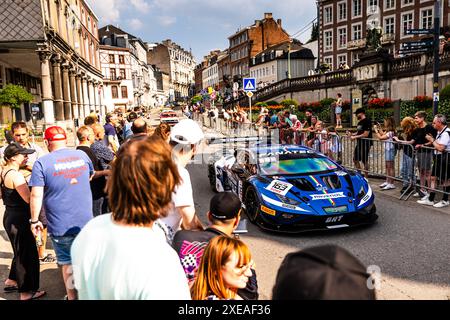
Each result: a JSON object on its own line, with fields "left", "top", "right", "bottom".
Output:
{"left": 206, "top": 136, "right": 265, "bottom": 145}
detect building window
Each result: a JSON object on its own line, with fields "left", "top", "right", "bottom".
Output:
{"left": 353, "top": 0, "right": 362, "bottom": 17}
{"left": 109, "top": 54, "right": 115, "bottom": 63}
{"left": 324, "top": 30, "right": 333, "bottom": 51}
{"left": 385, "top": 17, "right": 395, "bottom": 35}
{"left": 385, "top": 0, "right": 395, "bottom": 10}
{"left": 402, "top": 12, "right": 414, "bottom": 36}
{"left": 338, "top": 27, "right": 347, "bottom": 48}
{"left": 119, "top": 69, "right": 126, "bottom": 79}
{"left": 324, "top": 56, "right": 333, "bottom": 70}
{"left": 402, "top": 0, "right": 413, "bottom": 6}
{"left": 119, "top": 55, "right": 125, "bottom": 64}
{"left": 111, "top": 86, "right": 118, "bottom": 99}
{"left": 337, "top": 54, "right": 347, "bottom": 66}
{"left": 272, "top": 65, "right": 275, "bottom": 75}
{"left": 421, "top": 9, "right": 433, "bottom": 30}
{"left": 121, "top": 86, "right": 128, "bottom": 99}
{"left": 352, "top": 53, "right": 360, "bottom": 65}
{"left": 352, "top": 24, "right": 362, "bottom": 40}
{"left": 110, "top": 68, "right": 116, "bottom": 80}
{"left": 338, "top": 2, "right": 347, "bottom": 21}
{"left": 324, "top": 6, "right": 333, "bottom": 24}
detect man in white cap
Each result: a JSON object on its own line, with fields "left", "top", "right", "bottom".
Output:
{"left": 156, "top": 119, "right": 205, "bottom": 244}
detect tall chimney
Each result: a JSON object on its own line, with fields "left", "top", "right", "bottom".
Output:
{"left": 277, "top": 19, "right": 282, "bottom": 27}
{"left": 264, "top": 13, "right": 273, "bottom": 19}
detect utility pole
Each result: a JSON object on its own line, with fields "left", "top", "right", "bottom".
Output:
{"left": 316, "top": 0, "right": 320, "bottom": 71}
{"left": 288, "top": 41, "right": 292, "bottom": 79}
{"left": 433, "top": 0, "right": 441, "bottom": 116}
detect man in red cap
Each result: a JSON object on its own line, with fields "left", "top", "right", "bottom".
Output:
{"left": 29, "top": 126, "right": 94, "bottom": 300}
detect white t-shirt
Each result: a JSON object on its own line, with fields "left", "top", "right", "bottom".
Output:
{"left": 435, "top": 127, "right": 450, "bottom": 154}
{"left": 71, "top": 214, "right": 191, "bottom": 300}
{"left": 159, "top": 164, "right": 195, "bottom": 241}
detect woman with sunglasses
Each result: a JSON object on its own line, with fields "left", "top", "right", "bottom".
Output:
{"left": 1, "top": 143, "right": 45, "bottom": 300}
{"left": 191, "top": 236, "right": 254, "bottom": 300}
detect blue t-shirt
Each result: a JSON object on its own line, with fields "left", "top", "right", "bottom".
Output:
{"left": 123, "top": 122, "right": 133, "bottom": 140}
{"left": 270, "top": 115, "right": 278, "bottom": 125}
{"left": 29, "top": 148, "right": 94, "bottom": 237}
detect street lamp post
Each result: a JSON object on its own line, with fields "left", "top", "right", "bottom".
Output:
{"left": 433, "top": 0, "right": 441, "bottom": 116}
{"left": 288, "top": 40, "right": 292, "bottom": 79}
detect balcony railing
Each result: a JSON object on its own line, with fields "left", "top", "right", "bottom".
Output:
{"left": 103, "top": 76, "right": 124, "bottom": 82}
{"left": 347, "top": 39, "right": 366, "bottom": 50}
{"left": 382, "top": 33, "right": 395, "bottom": 44}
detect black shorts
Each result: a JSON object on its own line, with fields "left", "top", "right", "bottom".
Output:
{"left": 432, "top": 154, "right": 450, "bottom": 181}
{"left": 354, "top": 143, "right": 371, "bottom": 164}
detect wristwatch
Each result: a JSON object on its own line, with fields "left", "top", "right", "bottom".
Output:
{"left": 29, "top": 219, "right": 39, "bottom": 225}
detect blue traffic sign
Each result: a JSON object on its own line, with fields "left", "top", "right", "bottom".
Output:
{"left": 243, "top": 78, "right": 257, "bottom": 92}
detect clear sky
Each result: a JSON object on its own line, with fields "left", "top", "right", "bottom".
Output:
{"left": 87, "top": 0, "right": 317, "bottom": 63}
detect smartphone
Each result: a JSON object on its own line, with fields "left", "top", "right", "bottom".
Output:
{"left": 233, "top": 219, "right": 248, "bottom": 234}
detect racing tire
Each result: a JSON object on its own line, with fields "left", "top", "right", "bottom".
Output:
{"left": 208, "top": 164, "right": 218, "bottom": 193}
{"left": 244, "top": 187, "right": 260, "bottom": 223}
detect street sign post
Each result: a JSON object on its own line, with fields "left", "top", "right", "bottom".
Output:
{"left": 401, "top": 40, "right": 434, "bottom": 48}
{"left": 243, "top": 78, "right": 257, "bottom": 124}
{"left": 433, "top": 0, "right": 441, "bottom": 116}
{"left": 405, "top": 29, "right": 434, "bottom": 35}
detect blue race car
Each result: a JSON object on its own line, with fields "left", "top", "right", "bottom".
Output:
{"left": 208, "top": 144, "right": 378, "bottom": 233}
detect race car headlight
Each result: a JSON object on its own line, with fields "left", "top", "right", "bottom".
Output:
{"left": 357, "top": 186, "right": 366, "bottom": 200}
{"left": 275, "top": 194, "right": 301, "bottom": 206}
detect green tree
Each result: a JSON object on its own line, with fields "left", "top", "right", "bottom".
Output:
{"left": 0, "top": 84, "right": 33, "bottom": 121}
{"left": 440, "top": 84, "right": 450, "bottom": 101}
{"left": 307, "top": 22, "right": 319, "bottom": 43}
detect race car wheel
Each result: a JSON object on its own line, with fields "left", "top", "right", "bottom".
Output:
{"left": 245, "top": 187, "right": 260, "bottom": 223}
{"left": 208, "top": 164, "right": 218, "bottom": 192}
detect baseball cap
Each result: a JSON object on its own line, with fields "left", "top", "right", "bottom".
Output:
{"left": 354, "top": 108, "right": 366, "bottom": 115}
{"left": 170, "top": 119, "right": 204, "bottom": 145}
{"left": 3, "top": 142, "right": 35, "bottom": 160}
{"left": 272, "top": 245, "right": 375, "bottom": 300}
{"left": 44, "top": 126, "right": 67, "bottom": 141}
{"left": 209, "top": 192, "right": 242, "bottom": 220}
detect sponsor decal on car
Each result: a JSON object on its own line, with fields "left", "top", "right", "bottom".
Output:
{"left": 310, "top": 192, "right": 346, "bottom": 200}
{"left": 261, "top": 205, "right": 276, "bottom": 216}
{"left": 265, "top": 180, "right": 293, "bottom": 196}
{"left": 261, "top": 194, "right": 310, "bottom": 212}
{"left": 325, "top": 215, "right": 344, "bottom": 224}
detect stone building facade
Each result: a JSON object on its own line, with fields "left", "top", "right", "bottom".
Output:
{"left": 99, "top": 45, "right": 134, "bottom": 112}
{"left": 318, "top": 0, "right": 450, "bottom": 70}
{"left": 0, "top": 0, "right": 103, "bottom": 127}
{"left": 99, "top": 25, "right": 156, "bottom": 111}
{"left": 228, "top": 13, "right": 290, "bottom": 80}
{"left": 147, "top": 40, "right": 195, "bottom": 102}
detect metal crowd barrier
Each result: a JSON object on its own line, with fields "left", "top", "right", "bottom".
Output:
{"left": 340, "top": 137, "right": 449, "bottom": 201}
{"left": 194, "top": 113, "right": 449, "bottom": 202}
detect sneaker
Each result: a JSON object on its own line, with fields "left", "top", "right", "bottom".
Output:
{"left": 40, "top": 254, "right": 57, "bottom": 264}
{"left": 433, "top": 201, "right": 450, "bottom": 208}
{"left": 379, "top": 182, "right": 388, "bottom": 188}
{"left": 382, "top": 184, "right": 396, "bottom": 190}
{"left": 421, "top": 194, "right": 430, "bottom": 201}
{"left": 417, "top": 199, "right": 435, "bottom": 206}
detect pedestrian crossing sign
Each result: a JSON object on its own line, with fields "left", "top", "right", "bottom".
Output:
{"left": 243, "top": 78, "right": 257, "bottom": 92}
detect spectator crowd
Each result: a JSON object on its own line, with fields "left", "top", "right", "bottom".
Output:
{"left": 0, "top": 101, "right": 448, "bottom": 301}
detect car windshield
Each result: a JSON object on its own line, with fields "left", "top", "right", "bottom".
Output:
{"left": 161, "top": 113, "right": 176, "bottom": 118}
{"left": 258, "top": 153, "right": 338, "bottom": 175}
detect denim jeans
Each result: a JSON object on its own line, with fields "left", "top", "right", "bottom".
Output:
{"left": 92, "top": 197, "right": 104, "bottom": 217}
{"left": 401, "top": 154, "right": 414, "bottom": 188}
